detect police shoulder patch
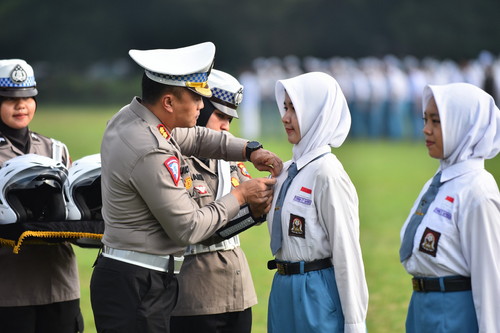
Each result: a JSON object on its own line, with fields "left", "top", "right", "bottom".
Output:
{"left": 288, "top": 214, "right": 305, "bottom": 238}
{"left": 419, "top": 227, "right": 441, "bottom": 257}
{"left": 164, "top": 156, "right": 180, "bottom": 186}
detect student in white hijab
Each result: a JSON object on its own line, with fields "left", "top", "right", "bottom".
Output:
{"left": 400, "top": 83, "right": 500, "bottom": 333}
{"left": 267, "top": 72, "right": 368, "bottom": 333}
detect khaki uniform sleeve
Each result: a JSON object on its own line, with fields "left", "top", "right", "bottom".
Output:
{"left": 130, "top": 151, "right": 240, "bottom": 246}
{"left": 173, "top": 127, "right": 247, "bottom": 161}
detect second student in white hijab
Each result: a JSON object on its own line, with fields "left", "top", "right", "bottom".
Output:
{"left": 400, "top": 83, "right": 500, "bottom": 332}
{"left": 266, "top": 72, "right": 368, "bottom": 333}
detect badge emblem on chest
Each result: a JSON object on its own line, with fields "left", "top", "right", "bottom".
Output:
{"left": 288, "top": 214, "right": 306, "bottom": 238}
{"left": 419, "top": 227, "right": 441, "bottom": 257}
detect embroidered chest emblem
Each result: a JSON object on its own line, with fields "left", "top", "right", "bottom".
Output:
{"left": 231, "top": 177, "right": 240, "bottom": 187}
{"left": 194, "top": 185, "right": 208, "bottom": 194}
{"left": 184, "top": 176, "right": 192, "bottom": 189}
{"left": 237, "top": 162, "right": 251, "bottom": 178}
{"left": 288, "top": 214, "right": 305, "bottom": 238}
{"left": 419, "top": 227, "right": 441, "bottom": 257}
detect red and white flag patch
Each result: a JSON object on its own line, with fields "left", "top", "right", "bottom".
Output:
{"left": 194, "top": 185, "right": 208, "bottom": 194}
{"left": 300, "top": 187, "right": 312, "bottom": 194}
{"left": 164, "top": 156, "right": 180, "bottom": 186}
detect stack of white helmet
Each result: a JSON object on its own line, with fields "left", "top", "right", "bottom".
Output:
{"left": 0, "top": 153, "right": 103, "bottom": 225}
{"left": 65, "top": 153, "right": 102, "bottom": 221}
{"left": 0, "top": 154, "right": 68, "bottom": 224}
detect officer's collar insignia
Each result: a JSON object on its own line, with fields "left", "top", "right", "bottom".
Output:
{"left": 157, "top": 124, "right": 170, "bottom": 140}
{"left": 30, "top": 133, "right": 39, "bottom": 141}
{"left": 0, "top": 136, "right": 6, "bottom": 145}
{"left": 164, "top": 156, "right": 180, "bottom": 186}
{"left": 10, "top": 65, "right": 28, "bottom": 84}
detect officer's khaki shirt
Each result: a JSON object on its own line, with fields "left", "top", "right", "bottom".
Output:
{"left": 101, "top": 97, "right": 247, "bottom": 255}
{"left": 172, "top": 157, "right": 258, "bottom": 315}
{"left": 0, "top": 131, "right": 79, "bottom": 306}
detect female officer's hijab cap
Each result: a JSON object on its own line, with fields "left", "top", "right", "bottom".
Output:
{"left": 129, "top": 42, "right": 215, "bottom": 98}
{"left": 0, "top": 59, "right": 38, "bottom": 98}
{"left": 423, "top": 83, "right": 500, "bottom": 168}
{"left": 275, "top": 72, "right": 351, "bottom": 160}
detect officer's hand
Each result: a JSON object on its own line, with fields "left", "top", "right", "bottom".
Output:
{"left": 231, "top": 177, "right": 276, "bottom": 207}
{"left": 248, "top": 192, "right": 274, "bottom": 218}
{"left": 249, "top": 149, "right": 283, "bottom": 177}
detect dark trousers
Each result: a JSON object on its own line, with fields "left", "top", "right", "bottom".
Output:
{"left": 0, "top": 299, "right": 83, "bottom": 333}
{"left": 170, "top": 308, "right": 252, "bottom": 333}
{"left": 90, "top": 256, "right": 178, "bottom": 333}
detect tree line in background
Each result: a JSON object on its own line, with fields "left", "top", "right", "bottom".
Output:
{"left": 1, "top": 0, "right": 499, "bottom": 104}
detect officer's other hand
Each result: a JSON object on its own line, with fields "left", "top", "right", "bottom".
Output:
{"left": 249, "top": 149, "right": 283, "bottom": 177}
{"left": 231, "top": 177, "right": 276, "bottom": 207}
{"left": 248, "top": 191, "right": 274, "bottom": 217}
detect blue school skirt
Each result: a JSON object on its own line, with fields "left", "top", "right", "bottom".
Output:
{"left": 406, "top": 288, "right": 478, "bottom": 332}
{"left": 268, "top": 266, "right": 344, "bottom": 333}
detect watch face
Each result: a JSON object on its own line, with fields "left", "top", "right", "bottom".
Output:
{"left": 248, "top": 141, "right": 262, "bottom": 149}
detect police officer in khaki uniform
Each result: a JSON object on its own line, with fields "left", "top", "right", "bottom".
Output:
{"left": 90, "top": 42, "right": 282, "bottom": 333}
{"left": 0, "top": 59, "right": 83, "bottom": 332}
{"left": 171, "top": 70, "right": 258, "bottom": 333}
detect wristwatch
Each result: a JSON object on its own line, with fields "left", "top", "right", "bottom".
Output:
{"left": 245, "top": 141, "right": 263, "bottom": 161}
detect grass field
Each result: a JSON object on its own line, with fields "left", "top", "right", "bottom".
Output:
{"left": 30, "top": 105, "right": 500, "bottom": 333}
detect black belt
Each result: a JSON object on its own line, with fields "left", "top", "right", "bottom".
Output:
{"left": 267, "top": 258, "right": 332, "bottom": 275}
{"left": 412, "top": 276, "right": 471, "bottom": 292}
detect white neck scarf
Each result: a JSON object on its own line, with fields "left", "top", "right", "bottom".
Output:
{"left": 423, "top": 83, "right": 500, "bottom": 169}
{"left": 274, "top": 72, "right": 351, "bottom": 161}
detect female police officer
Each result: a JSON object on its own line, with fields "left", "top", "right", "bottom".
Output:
{"left": 0, "top": 59, "right": 83, "bottom": 332}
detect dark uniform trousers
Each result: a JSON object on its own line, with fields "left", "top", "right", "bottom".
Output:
{"left": 170, "top": 308, "right": 252, "bottom": 333}
{"left": 0, "top": 299, "right": 83, "bottom": 333}
{"left": 90, "top": 256, "right": 178, "bottom": 333}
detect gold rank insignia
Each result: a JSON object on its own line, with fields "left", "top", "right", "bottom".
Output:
{"left": 184, "top": 176, "right": 193, "bottom": 189}
{"left": 157, "top": 124, "right": 170, "bottom": 140}
{"left": 237, "top": 162, "right": 251, "bottom": 178}
{"left": 231, "top": 177, "right": 240, "bottom": 187}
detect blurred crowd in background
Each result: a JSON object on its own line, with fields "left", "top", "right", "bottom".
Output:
{"left": 238, "top": 50, "right": 500, "bottom": 141}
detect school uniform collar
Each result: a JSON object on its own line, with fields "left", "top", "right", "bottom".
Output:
{"left": 439, "top": 158, "right": 484, "bottom": 183}
{"left": 294, "top": 145, "right": 331, "bottom": 171}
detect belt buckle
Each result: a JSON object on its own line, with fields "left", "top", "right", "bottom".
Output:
{"left": 277, "top": 263, "right": 286, "bottom": 275}
{"left": 412, "top": 278, "right": 424, "bottom": 292}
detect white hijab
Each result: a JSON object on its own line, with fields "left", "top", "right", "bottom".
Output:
{"left": 423, "top": 83, "right": 500, "bottom": 169}
{"left": 275, "top": 72, "right": 351, "bottom": 161}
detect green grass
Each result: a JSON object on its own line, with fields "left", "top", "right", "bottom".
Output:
{"left": 31, "top": 106, "right": 500, "bottom": 333}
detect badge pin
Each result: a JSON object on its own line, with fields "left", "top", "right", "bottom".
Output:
{"left": 10, "top": 65, "right": 27, "bottom": 83}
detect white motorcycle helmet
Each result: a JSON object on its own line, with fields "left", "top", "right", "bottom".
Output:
{"left": 65, "top": 153, "right": 102, "bottom": 221}
{"left": 0, "top": 154, "right": 68, "bottom": 224}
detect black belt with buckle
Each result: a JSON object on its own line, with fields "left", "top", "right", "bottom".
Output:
{"left": 412, "top": 276, "right": 471, "bottom": 292}
{"left": 267, "top": 258, "right": 332, "bottom": 275}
